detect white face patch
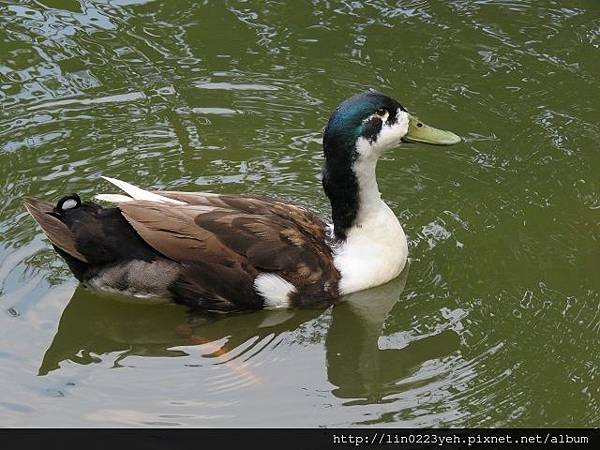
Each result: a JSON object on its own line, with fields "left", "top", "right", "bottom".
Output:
{"left": 356, "top": 108, "right": 409, "bottom": 159}
{"left": 362, "top": 109, "right": 390, "bottom": 125}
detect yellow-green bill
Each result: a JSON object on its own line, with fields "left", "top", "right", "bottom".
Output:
{"left": 402, "top": 114, "right": 461, "bottom": 145}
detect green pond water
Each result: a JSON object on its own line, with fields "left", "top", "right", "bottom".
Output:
{"left": 0, "top": 0, "right": 598, "bottom": 427}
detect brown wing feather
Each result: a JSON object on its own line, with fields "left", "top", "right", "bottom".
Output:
{"left": 124, "top": 192, "right": 340, "bottom": 304}
{"left": 118, "top": 201, "right": 243, "bottom": 265}
{"left": 156, "top": 191, "right": 327, "bottom": 237}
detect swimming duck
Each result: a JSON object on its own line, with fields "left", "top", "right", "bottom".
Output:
{"left": 24, "top": 90, "right": 460, "bottom": 311}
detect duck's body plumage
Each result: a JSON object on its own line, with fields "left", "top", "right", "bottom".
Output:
{"left": 24, "top": 91, "right": 460, "bottom": 311}
{"left": 24, "top": 189, "right": 340, "bottom": 310}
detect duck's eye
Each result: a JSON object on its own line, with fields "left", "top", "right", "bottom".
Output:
{"left": 376, "top": 108, "right": 387, "bottom": 117}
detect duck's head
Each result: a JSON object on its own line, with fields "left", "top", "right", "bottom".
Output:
{"left": 323, "top": 89, "right": 460, "bottom": 162}
{"left": 322, "top": 90, "right": 460, "bottom": 239}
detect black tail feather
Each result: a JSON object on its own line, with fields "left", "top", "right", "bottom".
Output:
{"left": 24, "top": 194, "right": 166, "bottom": 283}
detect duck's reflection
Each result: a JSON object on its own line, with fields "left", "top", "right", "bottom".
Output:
{"left": 38, "top": 287, "right": 322, "bottom": 375}
{"left": 41, "top": 268, "right": 461, "bottom": 405}
{"left": 326, "top": 269, "right": 461, "bottom": 403}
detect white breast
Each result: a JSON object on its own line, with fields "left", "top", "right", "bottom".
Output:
{"left": 333, "top": 200, "right": 408, "bottom": 295}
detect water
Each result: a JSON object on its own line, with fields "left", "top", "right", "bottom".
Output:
{"left": 0, "top": 0, "right": 598, "bottom": 427}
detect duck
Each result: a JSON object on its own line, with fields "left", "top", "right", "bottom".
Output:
{"left": 24, "top": 90, "right": 460, "bottom": 311}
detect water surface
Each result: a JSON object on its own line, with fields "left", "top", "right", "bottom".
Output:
{"left": 0, "top": 0, "right": 599, "bottom": 427}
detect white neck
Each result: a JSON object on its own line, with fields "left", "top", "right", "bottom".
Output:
{"left": 332, "top": 153, "right": 408, "bottom": 295}
{"left": 353, "top": 155, "right": 383, "bottom": 223}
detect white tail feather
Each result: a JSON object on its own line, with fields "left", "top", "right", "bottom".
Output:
{"left": 100, "top": 176, "right": 185, "bottom": 205}
{"left": 94, "top": 194, "right": 134, "bottom": 203}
